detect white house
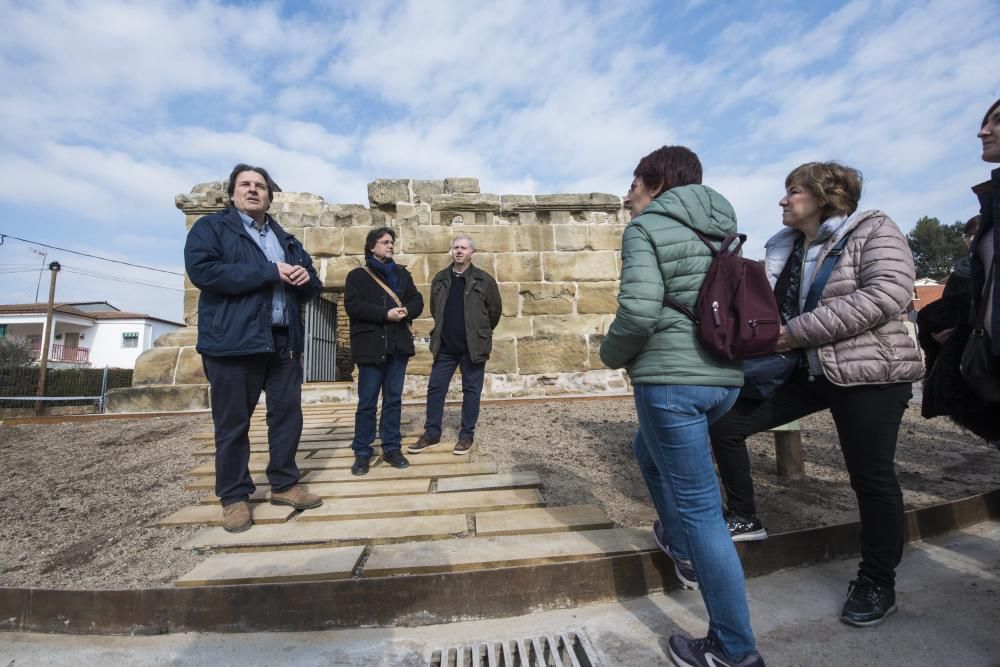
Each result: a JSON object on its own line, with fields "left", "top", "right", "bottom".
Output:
{"left": 0, "top": 301, "right": 184, "bottom": 369}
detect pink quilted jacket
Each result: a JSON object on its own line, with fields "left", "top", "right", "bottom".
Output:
{"left": 778, "top": 210, "right": 924, "bottom": 386}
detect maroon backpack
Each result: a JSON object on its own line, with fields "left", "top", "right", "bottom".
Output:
{"left": 663, "top": 230, "right": 780, "bottom": 361}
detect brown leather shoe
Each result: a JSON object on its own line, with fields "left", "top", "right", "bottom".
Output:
{"left": 407, "top": 433, "right": 441, "bottom": 454}
{"left": 270, "top": 484, "right": 323, "bottom": 510}
{"left": 221, "top": 501, "right": 252, "bottom": 533}
{"left": 453, "top": 436, "right": 474, "bottom": 455}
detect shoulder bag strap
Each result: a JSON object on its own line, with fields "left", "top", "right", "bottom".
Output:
{"left": 364, "top": 267, "right": 414, "bottom": 335}
{"left": 802, "top": 232, "right": 851, "bottom": 313}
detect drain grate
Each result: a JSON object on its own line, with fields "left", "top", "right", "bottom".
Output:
{"left": 429, "top": 630, "right": 600, "bottom": 667}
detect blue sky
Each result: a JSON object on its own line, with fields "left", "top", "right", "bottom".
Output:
{"left": 0, "top": 0, "right": 996, "bottom": 321}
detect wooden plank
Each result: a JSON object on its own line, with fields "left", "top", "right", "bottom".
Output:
{"left": 156, "top": 503, "right": 295, "bottom": 527}
{"left": 298, "top": 489, "right": 544, "bottom": 522}
{"left": 475, "top": 505, "right": 612, "bottom": 537}
{"left": 181, "top": 514, "right": 468, "bottom": 552}
{"left": 196, "top": 480, "right": 431, "bottom": 504}
{"left": 303, "top": 462, "right": 497, "bottom": 483}
{"left": 186, "top": 474, "right": 269, "bottom": 491}
{"left": 175, "top": 545, "right": 364, "bottom": 587}
{"left": 436, "top": 472, "right": 541, "bottom": 493}
{"left": 306, "top": 452, "right": 461, "bottom": 469}
{"left": 362, "top": 528, "right": 656, "bottom": 576}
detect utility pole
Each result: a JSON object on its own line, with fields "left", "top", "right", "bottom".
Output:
{"left": 35, "top": 261, "right": 61, "bottom": 416}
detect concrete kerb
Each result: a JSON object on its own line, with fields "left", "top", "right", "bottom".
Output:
{"left": 1, "top": 488, "right": 997, "bottom": 636}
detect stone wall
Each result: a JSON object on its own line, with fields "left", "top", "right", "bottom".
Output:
{"left": 113, "top": 177, "right": 632, "bottom": 411}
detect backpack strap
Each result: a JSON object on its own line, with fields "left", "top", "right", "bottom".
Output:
{"left": 660, "top": 226, "right": 747, "bottom": 323}
{"left": 802, "top": 232, "right": 852, "bottom": 313}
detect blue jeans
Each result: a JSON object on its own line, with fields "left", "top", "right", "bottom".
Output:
{"left": 423, "top": 351, "right": 486, "bottom": 440}
{"left": 351, "top": 354, "right": 408, "bottom": 457}
{"left": 632, "top": 383, "right": 757, "bottom": 661}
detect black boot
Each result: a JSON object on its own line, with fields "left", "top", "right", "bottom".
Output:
{"left": 351, "top": 455, "right": 370, "bottom": 476}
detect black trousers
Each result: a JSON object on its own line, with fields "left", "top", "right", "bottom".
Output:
{"left": 708, "top": 369, "right": 912, "bottom": 587}
{"left": 202, "top": 329, "right": 303, "bottom": 506}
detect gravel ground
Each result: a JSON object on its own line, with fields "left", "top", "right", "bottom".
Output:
{"left": 1, "top": 399, "right": 997, "bottom": 590}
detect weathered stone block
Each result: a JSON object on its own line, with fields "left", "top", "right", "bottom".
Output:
{"left": 367, "top": 179, "right": 410, "bottom": 209}
{"left": 517, "top": 335, "right": 589, "bottom": 374}
{"left": 554, "top": 225, "right": 589, "bottom": 251}
{"left": 407, "top": 344, "right": 434, "bottom": 375}
{"left": 174, "top": 347, "right": 207, "bottom": 384}
{"left": 535, "top": 193, "right": 620, "bottom": 210}
{"left": 323, "top": 256, "right": 364, "bottom": 288}
{"left": 495, "top": 253, "right": 541, "bottom": 282}
{"left": 327, "top": 204, "right": 373, "bottom": 227}
{"left": 400, "top": 226, "right": 454, "bottom": 254}
{"left": 588, "top": 334, "right": 607, "bottom": 369}
{"left": 105, "top": 384, "right": 210, "bottom": 413}
{"left": 498, "top": 284, "right": 519, "bottom": 317}
{"left": 133, "top": 348, "right": 180, "bottom": 386}
{"left": 515, "top": 226, "right": 554, "bottom": 252}
{"left": 517, "top": 211, "right": 537, "bottom": 225}
{"left": 413, "top": 180, "right": 444, "bottom": 203}
{"left": 520, "top": 282, "right": 575, "bottom": 315}
{"left": 577, "top": 282, "right": 620, "bottom": 314}
{"left": 487, "top": 339, "right": 517, "bottom": 373}
{"left": 392, "top": 253, "right": 425, "bottom": 284}
{"left": 542, "top": 251, "right": 619, "bottom": 282}
{"left": 414, "top": 284, "right": 433, "bottom": 317}
{"left": 443, "top": 177, "right": 480, "bottom": 194}
{"left": 588, "top": 225, "right": 625, "bottom": 251}
{"left": 532, "top": 315, "right": 607, "bottom": 337}
{"left": 303, "top": 227, "right": 344, "bottom": 257}
{"left": 425, "top": 253, "right": 455, "bottom": 277}
{"left": 412, "top": 318, "right": 435, "bottom": 338}
{"left": 184, "top": 288, "right": 200, "bottom": 326}
{"left": 459, "top": 226, "right": 514, "bottom": 253}
{"left": 493, "top": 315, "right": 532, "bottom": 339}
{"left": 499, "top": 195, "right": 535, "bottom": 212}
{"left": 154, "top": 327, "right": 198, "bottom": 348}
{"left": 343, "top": 226, "right": 373, "bottom": 255}
{"left": 431, "top": 193, "right": 499, "bottom": 212}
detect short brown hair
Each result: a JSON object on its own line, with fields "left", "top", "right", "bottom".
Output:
{"left": 634, "top": 145, "right": 702, "bottom": 198}
{"left": 785, "top": 162, "right": 862, "bottom": 220}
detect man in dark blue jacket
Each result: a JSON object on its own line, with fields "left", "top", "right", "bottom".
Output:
{"left": 184, "top": 163, "right": 323, "bottom": 533}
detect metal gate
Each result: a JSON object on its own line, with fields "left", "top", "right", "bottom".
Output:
{"left": 303, "top": 295, "right": 337, "bottom": 382}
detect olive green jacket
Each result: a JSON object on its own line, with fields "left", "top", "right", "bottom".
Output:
{"left": 599, "top": 185, "right": 743, "bottom": 386}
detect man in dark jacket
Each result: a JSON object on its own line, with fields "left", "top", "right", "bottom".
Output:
{"left": 344, "top": 227, "right": 423, "bottom": 475}
{"left": 184, "top": 163, "right": 323, "bottom": 533}
{"left": 408, "top": 235, "right": 501, "bottom": 456}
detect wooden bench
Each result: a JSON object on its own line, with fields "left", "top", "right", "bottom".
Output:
{"left": 766, "top": 420, "right": 803, "bottom": 479}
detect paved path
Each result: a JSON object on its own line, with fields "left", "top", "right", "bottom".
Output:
{"left": 3, "top": 521, "right": 998, "bottom": 666}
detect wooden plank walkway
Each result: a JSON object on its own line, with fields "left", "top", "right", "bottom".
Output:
{"left": 169, "top": 402, "right": 645, "bottom": 587}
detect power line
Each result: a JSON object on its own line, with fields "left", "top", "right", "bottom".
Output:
{"left": 60, "top": 267, "right": 183, "bottom": 292}
{"left": 0, "top": 233, "right": 184, "bottom": 276}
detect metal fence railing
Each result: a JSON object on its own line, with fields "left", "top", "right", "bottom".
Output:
{"left": 0, "top": 366, "right": 133, "bottom": 412}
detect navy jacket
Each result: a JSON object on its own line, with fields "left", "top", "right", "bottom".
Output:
{"left": 184, "top": 207, "right": 321, "bottom": 357}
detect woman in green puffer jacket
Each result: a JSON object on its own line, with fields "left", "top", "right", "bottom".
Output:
{"left": 600, "top": 146, "right": 763, "bottom": 667}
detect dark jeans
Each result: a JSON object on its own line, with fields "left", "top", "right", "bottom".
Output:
{"left": 351, "top": 354, "right": 408, "bottom": 457}
{"left": 423, "top": 351, "right": 486, "bottom": 441}
{"left": 709, "top": 369, "right": 912, "bottom": 587}
{"left": 202, "top": 328, "right": 303, "bottom": 506}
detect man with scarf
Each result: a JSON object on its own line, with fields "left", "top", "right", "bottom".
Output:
{"left": 344, "top": 227, "right": 424, "bottom": 475}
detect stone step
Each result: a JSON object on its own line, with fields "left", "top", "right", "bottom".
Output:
{"left": 436, "top": 471, "right": 542, "bottom": 493}
{"left": 156, "top": 503, "right": 295, "bottom": 527}
{"left": 181, "top": 514, "right": 468, "bottom": 552}
{"left": 175, "top": 545, "right": 365, "bottom": 587}
{"left": 297, "top": 489, "right": 545, "bottom": 522}
{"left": 362, "top": 528, "right": 656, "bottom": 576}
{"left": 303, "top": 462, "right": 497, "bottom": 483}
{"left": 474, "top": 504, "right": 613, "bottom": 537}
{"left": 197, "top": 479, "right": 432, "bottom": 504}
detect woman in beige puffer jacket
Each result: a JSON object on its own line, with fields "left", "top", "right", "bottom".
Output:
{"left": 709, "top": 161, "right": 921, "bottom": 629}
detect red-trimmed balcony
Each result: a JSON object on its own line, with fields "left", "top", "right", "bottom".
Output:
{"left": 31, "top": 343, "right": 91, "bottom": 364}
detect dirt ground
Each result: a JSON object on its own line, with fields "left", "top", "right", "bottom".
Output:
{"left": 1, "top": 398, "right": 998, "bottom": 590}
